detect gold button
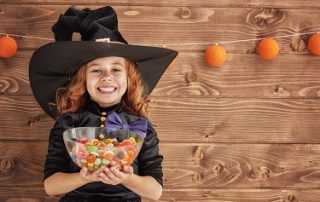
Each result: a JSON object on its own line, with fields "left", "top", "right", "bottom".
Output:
{"left": 99, "top": 133, "right": 105, "bottom": 139}
{"left": 100, "top": 124, "right": 104, "bottom": 127}
{"left": 100, "top": 117, "right": 106, "bottom": 121}
{"left": 101, "top": 112, "right": 107, "bottom": 116}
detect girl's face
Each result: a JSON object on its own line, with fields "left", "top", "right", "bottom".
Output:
{"left": 86, "top": 56, "right": 127, "bottom": 107}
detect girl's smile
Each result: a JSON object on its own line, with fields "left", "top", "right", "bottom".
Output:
{"left": 97, "top": 86, "right": 117, "bottom": 93}
{"left": 86, "top": 56, "right": 128, "bottom": 107}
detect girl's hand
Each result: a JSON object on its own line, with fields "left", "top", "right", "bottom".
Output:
{"left": 99, "top": 165, "right": 134, "bottom": 185}
{"left": 79, "top": 165, "right": 106, "bottom": 183}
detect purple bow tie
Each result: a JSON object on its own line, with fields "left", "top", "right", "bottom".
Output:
{"left": 105, "top": 111, "right": 147, "bottom": 138}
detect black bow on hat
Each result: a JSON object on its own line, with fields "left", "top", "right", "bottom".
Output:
{"left": 29, "top": 6, "right": 178, "bottom": 119}
{"left": 52, "top": 6, "right": 127, "bottom": 43}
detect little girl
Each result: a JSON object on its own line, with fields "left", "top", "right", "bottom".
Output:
{"left": 29, "top": 6, "right": 177, "bottom": 202}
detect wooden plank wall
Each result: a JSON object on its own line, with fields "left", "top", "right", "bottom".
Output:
{"left": 1, "top": 1, "right": 320, "bottom": 201}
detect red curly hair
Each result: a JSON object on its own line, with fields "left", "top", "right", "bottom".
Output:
{"left": 56, "top": 58, "right": 149, "bottom": 117}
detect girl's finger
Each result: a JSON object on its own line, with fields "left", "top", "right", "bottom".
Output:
{"left": 93, "top": 165, "right": 106, "bottom": 174}
{"left": 99, "top": 172, "right": 112, "bottom": 183}
{"left": 80, "top": 167, "right": 88, "bottom": 176}
{"left": 110, "top": 167, "right": 124, "bottom": 179}
{"left": 104, "top": 167, "right": 119, "bottom": 181}
{"left": 122, "top": 166, "right": 133, "bottom": 174}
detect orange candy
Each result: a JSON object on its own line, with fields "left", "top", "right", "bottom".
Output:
{"left": 0, "top": 35, "right": 17, "bottom": 58}
{"left": 205, "top": 44, "right": 227, "bottom": 67}
{"left": 86, "top": 154, "right": 96, "bottom": 164}
{"left": 308, "top": 33, "right": 320, "bottom": 56}
{"left": 257, "top": 38, "right": 279, "bottom": 60}
{"left": 103, "top": 151, "right": 114, "bottom": 160}
{"left": 126, "top": 150, "right": 135, "bottom": 164}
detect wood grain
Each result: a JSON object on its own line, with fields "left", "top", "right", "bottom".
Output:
{"left": 160, "top": 143, "right": 320, "bottom": 189}
{"left": 0, "top": 5, "right": 319, "bottom": 52}
{"left": 0, "top": 96, "right": 52, "bottom": 141}
{"left": 0, "top": 51, "right": 32, "bottom": 95}
{"left": 1, "top": 142, "right": 320, "bottom": 200}
{"left": 1, "top": 2, "right": 320, "bottom": 201}
{"left": 149, "top": 98, "right": 320, "bottom": 144}
{"left": 2, "top": 189, "right": 320, "bottom": 202}
{"left": 1, "top": 51, "right": 320, "bottom": 98}
{"left": 157, "top": 189, "right": 320, "bottom": 202}
{"left": 154, "top": 52, "right": 320, "bottom": 98}
{"left": 1, "top": 0, "right": 320, "bottom": 9}
{"left": 1, "top": 96, "right": 320, "bottom": 143}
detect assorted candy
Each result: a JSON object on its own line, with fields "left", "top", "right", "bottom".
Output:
{"left": 69, "top": 136, "right": 142, "bottom": 172}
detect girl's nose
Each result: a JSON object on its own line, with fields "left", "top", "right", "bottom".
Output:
{"left": 101, "top": 72, "right": 113, "bottom": 82}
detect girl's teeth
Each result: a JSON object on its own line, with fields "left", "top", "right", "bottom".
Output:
{"left": 99, "top": 87, "right": 115, "bottom": 93}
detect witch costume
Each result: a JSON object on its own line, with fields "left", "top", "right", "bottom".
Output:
{"left": 28, "top": 6, "right": 178, "bottom": 202}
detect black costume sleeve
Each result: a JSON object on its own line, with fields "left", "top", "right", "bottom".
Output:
{"left": 43, "top": 113, "right": 77, "bottom": 180}
{"left": 137, "top": 122, "right": 164, "bottom": 186}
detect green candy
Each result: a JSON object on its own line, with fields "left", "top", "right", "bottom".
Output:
{"left": 95, "top": 158, "right": 102, "bottom": 166}
{"left": 102, "top": 159, "right": 110, "bottom": 165}
{"left": 94, "top": 164, "right": 100, "bottom": 169}
{"left": 86, "top": 145, "right": 98, "bottom": 153}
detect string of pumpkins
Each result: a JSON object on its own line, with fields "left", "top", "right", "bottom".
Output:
{"left": 205, "top": 33, "right": 320, "bottom": 67}
{"left": 0, "top": 33, "right": 320, "bottom": 64}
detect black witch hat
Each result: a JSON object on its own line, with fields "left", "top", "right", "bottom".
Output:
{"left": 29, "top": 6, "right": 178, "bottom": 118}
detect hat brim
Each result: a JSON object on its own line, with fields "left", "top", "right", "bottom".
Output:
{"left": 29, "top": 41, "right": 178, "bottom": 118}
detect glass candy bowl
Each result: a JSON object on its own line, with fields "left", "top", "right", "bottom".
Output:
{"left": 63, "top": 127, "right": 144, "bottom": 172}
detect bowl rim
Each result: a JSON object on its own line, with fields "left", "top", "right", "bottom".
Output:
{"left": 62, "top": 126, "right": 145, "bottom": 142}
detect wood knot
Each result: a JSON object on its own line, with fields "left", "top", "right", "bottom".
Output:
{"left": 272, "top": 86, "right": 291, "bottom": 97}
{"left": 290, "top": 35, "right": 306, "bottom": 52}
{"left": 247, "top": 169, "right": 261, "bottom": 180}
{"left": 212, "top": 164, "right": 223, "bottom": 174}
{"left": 179, "top": 7, "right": 192, "bottom": 19}
{"left": 0, "top": 78, "right": 19, "bottom": 93}
{"left": 260, "top": 167, "right": 271, "bottom": 177}
{"left": 274, "top": 86, "right": 282, "bottom": 93}
{"left": 246, "top": 8, "right": 285, "bottom": 30}
{"left": 27, "top": 115, "right": 41, "bottom": 126}
{"left": 284, "top": 193, "right": 296, "bottom": 202}
{"left": 203, "top": 190, "right": 216, "bottom": 197}
{"left": 204, "top": 131, "right": 216, "bottom": 138}
{"left": 192, "top": 172, "right": 203, "bottom": 182}
{"left": 247, "top": 167, "right": 272, "bottom": 180}
{"left": 193, "top": 146, "right": 206, "bottom": 161}
{"left": 0, "top": 158, "right": 15, "bottom": 172}
{"left": 184, "top": 71, "right": 198, "bottom": 83}
{"left": 0, "top": 81, "right": 9, "bottom": 93}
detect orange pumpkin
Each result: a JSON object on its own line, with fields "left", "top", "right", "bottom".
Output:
{"left": 308, "top": 33, "right": 320, "bottom": 56}
{"left": 205, "top": 44, "right": 227, "bottom": 67}
{"left": 257, "top": 38, "right": 279, "bottom": 60}
{"left": 0, "top": 35, "right": 17, "bottom": 58}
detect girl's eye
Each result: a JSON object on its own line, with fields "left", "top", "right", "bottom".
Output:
{"left": 91, "top": 69, "right": 101, "bottom": 73}
{"left": 112, "top": 68, "right": 122, "bottom": 72}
